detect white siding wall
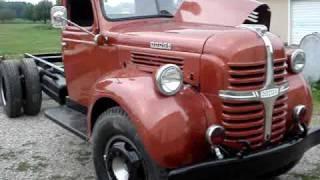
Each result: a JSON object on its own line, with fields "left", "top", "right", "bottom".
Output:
{"left": 259, "top": 0, "right": 289, "bottom": 43}
{"left": 291, "top": 0, "right": 320, "bottom": 44}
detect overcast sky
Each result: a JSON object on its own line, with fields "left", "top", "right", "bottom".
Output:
{"left": 6, "top": 0, "right": 55, "bottom": 4}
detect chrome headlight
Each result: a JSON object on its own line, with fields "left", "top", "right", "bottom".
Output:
{"left": 155, "top": 64, "right": 183, "bottom": 96}
{"left": 290, "top": 49, "right": 306, "bottom": 73}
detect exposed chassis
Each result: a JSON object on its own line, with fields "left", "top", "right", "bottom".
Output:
{"left": 24, "top": 53, "right": 88, "bottom": 140}
{"left": 24, "top": 53, "right": 67, "bottom": 105}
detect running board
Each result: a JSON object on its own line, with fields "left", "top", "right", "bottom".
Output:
{"left": 44, "top": 106, "right": 88, "bottom": 141}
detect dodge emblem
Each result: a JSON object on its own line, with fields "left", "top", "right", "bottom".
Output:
{"left": 150, "top": 42, "right": 172, "bottom": 50}
{"left": 260, "top": 88, "right": 279, "bottom": 99}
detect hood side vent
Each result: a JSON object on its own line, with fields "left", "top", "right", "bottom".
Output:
{"left": 246, "top": 11, "right": 259, "bottom": 23}
{"left": 244, "top": 4, "right": 271, "bottom": 30}
{"left": 131, "top": 52, "right": 184, "bottom": 73}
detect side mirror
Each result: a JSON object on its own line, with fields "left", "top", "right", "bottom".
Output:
{"left": 51, "top": 6, "right": 67, "bottom": 29}
{"left": 50, "top": 6, "right": 108, "bottom": 46}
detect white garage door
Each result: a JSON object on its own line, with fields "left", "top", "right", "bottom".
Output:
{"left": 291, "top": 0, "right": 320, "bottom": 44}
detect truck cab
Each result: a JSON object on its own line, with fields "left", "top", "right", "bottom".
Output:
{"left": 1, "top": 0, "right": 319, "bottom": 179}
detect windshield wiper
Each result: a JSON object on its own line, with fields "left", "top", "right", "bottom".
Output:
{"left": 159, "top": 10, "right": 174, "bottom": 17}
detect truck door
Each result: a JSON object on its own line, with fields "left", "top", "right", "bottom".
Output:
{"left": 62, "top": 0, "right": 117, "bottom": 107}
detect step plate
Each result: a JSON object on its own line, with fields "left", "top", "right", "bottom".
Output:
{"left": 45, "top": 106, "right": 88, "bottom": 140}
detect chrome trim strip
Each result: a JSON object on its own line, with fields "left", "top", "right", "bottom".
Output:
{"left": 219, "top": 24, "right": 289, "bottom": 141}
{"left": 220, "top": 83, "right": 288, "bottom": 101}
{"left": 219, "top": 91, "right": 259, "bottom": 100}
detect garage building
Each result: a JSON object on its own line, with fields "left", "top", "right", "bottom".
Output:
{"left": 260, "top": 0, "right": 320, "bottom": 45}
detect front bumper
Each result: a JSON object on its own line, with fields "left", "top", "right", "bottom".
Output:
{"left": 169, "top": 127, "right": 320, "bottom": 180}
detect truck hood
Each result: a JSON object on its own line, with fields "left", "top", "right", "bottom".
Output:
{"left": 110, "top": 0, "right": 271, "bottom": 86}
{"left": 112, "top": 0, "right": 270, "bottom": 54}
{"left": 175, "top": 0, "right": 270, "bottom": 28}
{"left": 112, "top": 21, "right": 244, "bottom": 87}
{"left": 113, "top": 20, "right": 236, "bottom": 54}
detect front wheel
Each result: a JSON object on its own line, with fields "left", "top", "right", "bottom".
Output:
{"left": 92, "top": 107, "right": 167, "bottom": 180}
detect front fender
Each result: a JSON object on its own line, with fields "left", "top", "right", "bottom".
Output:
{"left": 287, "top": 74, "right": 313, "bottom": 126}
{"left": 88, "top": 70, "right": 210, "bottom": 168}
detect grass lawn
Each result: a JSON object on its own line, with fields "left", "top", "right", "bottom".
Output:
{"left": 0, "top": 23, "right": 61, "bottom": 58}
{"left": 312, "top": 86, "right": 320, "bottom": 115}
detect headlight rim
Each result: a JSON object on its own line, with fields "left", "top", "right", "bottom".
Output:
{"left": 290, "top": 49, "right": 306, "bottom": 74}
{"left": 155, "top": 64, "right": 184, "bottom": 96}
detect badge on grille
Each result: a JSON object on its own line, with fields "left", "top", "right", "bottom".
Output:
{"left": 260, "top": 88, "right": 279, "bottom": 99}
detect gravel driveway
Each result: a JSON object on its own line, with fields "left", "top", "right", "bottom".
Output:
{"left": 0, "top": 98, "right": 320, "bottom": 180}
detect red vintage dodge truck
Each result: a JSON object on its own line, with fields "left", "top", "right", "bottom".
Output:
{"left": 0, "top": 0, "right": 318, "bottom": 179}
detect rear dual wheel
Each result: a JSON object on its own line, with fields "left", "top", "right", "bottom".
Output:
{"left": 0, "top": 59, "right": 42, "bottom": 117}
{"left": 19, "top": 59, "right": 42, "bottom": 115}
{"left": 0, "top": 60, "right": 23, "bottom": 117}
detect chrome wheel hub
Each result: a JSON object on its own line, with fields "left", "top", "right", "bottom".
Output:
{"left": 111, "top": 157, "right": 129, "bottom": 180}
{"left": 104, "top": 136, "right": 147, "bottom": 180}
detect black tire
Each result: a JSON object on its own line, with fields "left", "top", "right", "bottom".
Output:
{"left": 92, "top": 107, "right": 167, "bottom": 180}
{"left": 0, "top": 60, "right": 23, "bottom": 117}
{"left": 19, "top": 58, "right": 42, "bottom": 115}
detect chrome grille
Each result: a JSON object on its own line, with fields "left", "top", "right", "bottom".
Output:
{"left": 131, "top": 52, "right": 184, "bottom": 73}
{"left": 228, "top": 58, "right": 287, "bottom": 90}
{"left": 222, "top": 95, "right": 288, "bottom": 148}
{"left": 224, "top": 57, "right": 288, "bottom": 148}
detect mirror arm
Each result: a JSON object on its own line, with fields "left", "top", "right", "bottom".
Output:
{"left": 59, "top": 16, "right": 96, "bottom": 38}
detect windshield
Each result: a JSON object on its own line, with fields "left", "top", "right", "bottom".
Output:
{"left": 102, "top": 0, "right": 184, "bottom": 20}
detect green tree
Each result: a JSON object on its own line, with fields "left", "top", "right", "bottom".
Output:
{"left": 24, "top": 3, "right": 35, "bottom": 21}
{"left": 6, "top": 2, "right": 28, "bottom": 18}
{"left": 0, "top": 9, "right": 16, "bottom": 23}
{"left": 35, "top": 0, "right": 53, "bottom": 24}
{"left": 0, "top": 1, "right": 33, "bottom": 21}
{"left": 0, "top": 0, "right": 6, "bottom": 9}
{"left": 56, "top": 0, "right": 62, "bottom": 6}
